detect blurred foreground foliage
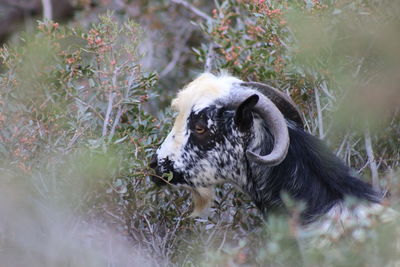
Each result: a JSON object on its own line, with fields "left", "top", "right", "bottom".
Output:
{"left": 0, "top": 1, "right": 399, "bottom": 266}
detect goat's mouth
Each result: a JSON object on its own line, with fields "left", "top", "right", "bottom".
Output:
{"left": 149, "top": 155, "right": 186, "bottom": 186}
{"left": 149, "top": 154, "right": 168, "bottom": 186}
{"left": 149, "top": 165, "right": 170, "bottom": 186}
{"left": 149, "top": 173, "right": 168, "bottom": 186}
{"left": 150, "top": 168, "right": 187, "bottom": 186}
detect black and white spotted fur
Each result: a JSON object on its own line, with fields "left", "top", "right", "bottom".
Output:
{"left": 150, "top": 75, "right": 381, "bottom": 224}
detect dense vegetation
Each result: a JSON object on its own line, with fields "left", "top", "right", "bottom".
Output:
{"left": 0, "top": 0, "right": 399, "bottom": 266}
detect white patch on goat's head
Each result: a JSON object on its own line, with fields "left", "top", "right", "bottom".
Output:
{"left": 157, "top": 73, "right": 242, "bottom": 161}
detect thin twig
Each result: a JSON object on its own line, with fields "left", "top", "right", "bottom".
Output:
{"left": 314, "top": 87, "right": 324, "bottom": 139}
{"left": 217, "top": 229, "right": 228, "bottom": 251}
{"left": 108, "top": 106, "right": 124, "bottom": 141}
{"left": 171, "top": 0, "right": 212, "bottom": 21}
{"left": 126, "top": 66, "right": 139, "bottom": 92}
{"left": 357, "top": 159, "right": 371, "bottom": 174}
{"left": 352, "top": 57, "right": 364, "bottom": 78}
{"left": 319, "top": 80, "right": 335, "bottom": 101}
{"left": 204, "top": 43, "right": 215, "bottom": 73}
{"left": 103, "top": 208, "right": 125, "bottom": 223}
{"left": 36, "top": 120, "right": 44, "bottom": 138}
{"left": 74, "top": 97, "right": 104, "bottom": 120}
{"left": 66, "top": 125, "right": 90, "bottom": 151}
{"left": 336, "top": 132, "right": 350, "bottom": 156}
{"left": 364, "top": 128, "right": 379, "bottom": 190}
{"left": 131, "top": 171, "right": 173, "bottom": 186}
{"left": 102, "top": 91, "right": 115, "bottom": 137}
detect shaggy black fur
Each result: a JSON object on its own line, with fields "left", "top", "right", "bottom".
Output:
{"left": 246, "top": 121, "right": 382, "bottom": 224}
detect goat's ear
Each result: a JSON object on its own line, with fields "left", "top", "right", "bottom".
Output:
{"left": 234, "top": 94, "right": 259, "bottom": 132}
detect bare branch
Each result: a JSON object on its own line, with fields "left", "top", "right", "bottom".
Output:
{"left": 171, "top": 0, "right": 212, "bottom": 21}
{"left": 159, "top": 28, "right": 193, "bottom": 78}
{"left": 159, "top": 46, "right": 184, "bottom": 78}
{"left": 41, "top": 0, "right": 52, "bottom": 21}
{"left": 364, "top": 128, "right": 379, "bottom": 190}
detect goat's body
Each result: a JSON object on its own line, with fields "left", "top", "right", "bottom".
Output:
{"left": 245, "top": 120, "right": 381, "bottom": 224}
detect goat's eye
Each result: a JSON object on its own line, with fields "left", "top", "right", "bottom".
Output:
{"left": 194, "top": 125, "right": 206, "bottom": 134}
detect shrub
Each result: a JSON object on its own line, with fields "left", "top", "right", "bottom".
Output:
{"left": 1, "top": 2, "right": 399, "bottom": 266}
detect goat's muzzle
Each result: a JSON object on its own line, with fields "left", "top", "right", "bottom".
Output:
{"left": 149, "top": 153, "right": 168, "bottom": 186}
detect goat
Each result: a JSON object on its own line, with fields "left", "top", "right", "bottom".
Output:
{"left": 150, "top": 73, "right": 383, "bottom": 225}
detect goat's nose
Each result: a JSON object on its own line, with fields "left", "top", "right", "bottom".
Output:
{"left": 149, "top": 154, "right": 158, "bottom": 169}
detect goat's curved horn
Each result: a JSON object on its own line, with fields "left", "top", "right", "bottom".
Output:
{"left": 227, "top": 86, "right": 290, "bottom": 166}
{"left": 240, "top": 82, "right": 304, "bottom": 127}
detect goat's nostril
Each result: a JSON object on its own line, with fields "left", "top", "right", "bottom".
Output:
{"left": 149, "top": 154, "right": 158, "bottom": 169}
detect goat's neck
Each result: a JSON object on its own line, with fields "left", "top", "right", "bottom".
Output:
{"left": 243, "top": 121, "right": 379, "bottom": 224}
